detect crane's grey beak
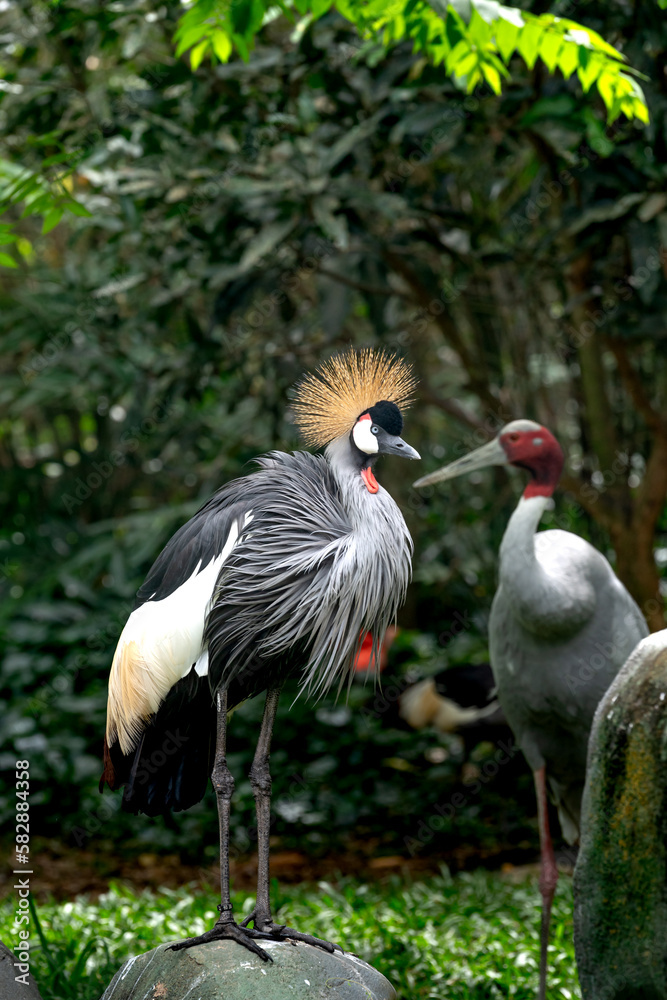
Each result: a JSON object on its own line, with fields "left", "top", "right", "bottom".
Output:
{"left": 413, "top": 436, "right": 506, "bottom": 488}
{"left": 381, "top": 435, "right": 421, "bottom": 461}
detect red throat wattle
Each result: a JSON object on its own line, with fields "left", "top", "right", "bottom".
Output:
{"left": 361, "top": 467, "right": 379, "bottom": 494}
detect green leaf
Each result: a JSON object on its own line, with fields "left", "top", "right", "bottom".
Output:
{"left": 516, "top": 22, "right": 544, "bottom": 70}
{"left": 452, "top": 51, "right": 478, "bottom": 76}
{"left": 40, "top": 152, "right": 76, "bottom": 168}
{"left": 42, "top": 207, "right": 64, "bottom": 234}
{"left": 468, "top": 8, "right": 492, "bottom": 47}
{"left": 174, "top": 24, "right": 208, "bottom": 58}
{"left": 311, "top": 0, "right": 334, "bottom": 16}
{"left": 65, "top": 200, "right": 92, "bottom": 219}
{"left": 230, "top": 0, "right": 264, "bottom": 38}
{"left": 190, "top": 38, "right": 211, "bottom": 70}
{"left": 596, "top": 71, "right": 616, "bottom": 111}
{"left": 539, "top": 31, "right": 562, "bottom": 73}
{"left": 556, "top": 40, "right": 579, "bottom": 78}
{"left": 211, "top": 30, "right": 233, "bottom": 62}
{"left": 481, "top": 59, "right": 502, "bottom": 94}
{"left": 632, "top": 95, "right": 650, "bottom": 124}
{"left": 0, "top": 251, "right": 17, "bottom": 268}
{"left": 234, "top": 32, "right": 250, "bottom": 61}
{"left": 577, "top": 50, "right": 602, "bottom": 92}
{"left": 494, "top": 17, "right": 520, "bottom": 64}
{"left": 445, "top": 39, "right": 470, "bottom": 74}
{"left": 444, "top": 8, "right": 465, "bottom": 48}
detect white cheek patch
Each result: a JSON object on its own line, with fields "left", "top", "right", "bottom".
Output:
{"left": 353, "top": 419, "right": 379, "bottom": 455}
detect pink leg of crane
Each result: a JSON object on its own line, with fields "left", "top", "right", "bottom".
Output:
{"left": 534, "top": 766, "right": 559, "bottom": 1000}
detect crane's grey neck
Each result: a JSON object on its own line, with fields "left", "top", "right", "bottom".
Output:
{"left": 325, "top": 433, "right": 372, "bottom": 474}
{"left": 325, "top": 434, "right": 376, "bottom": 521}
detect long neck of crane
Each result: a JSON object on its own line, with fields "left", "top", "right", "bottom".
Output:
{"left": 498, "top": 494, "right": 549, "bottom": 590}
{"left": 325, "top": 434, "right": 379, "bottom": 528}
{"left": 496, "top": 489, "right": 598, "bottom": 635}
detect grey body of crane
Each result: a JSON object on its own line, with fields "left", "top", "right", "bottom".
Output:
{"left": 491, "top": 498, "right": 648, "bottom": 844}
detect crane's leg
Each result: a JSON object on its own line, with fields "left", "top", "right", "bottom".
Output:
{"left": 534, "top": 766, "right": 559, "bottom": 1000}
{"left": 241, "top": 685, "right": 341, "bottom": 953}
{"left": 170, "top": 689, "right": 277, "bottom": 960}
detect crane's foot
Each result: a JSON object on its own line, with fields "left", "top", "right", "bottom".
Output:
{"left": 169, "top": 918, "right": 278, "bottom": 962}
{"left": 241, "top": 911, "right": 343, "bottom": 954}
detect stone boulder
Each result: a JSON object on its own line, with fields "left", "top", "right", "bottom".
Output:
{"left": 0, "top": 939, "right": 43, "bottom": 1000}
{"left": 574, "top": 630, "right": 667, "bottom": 999}
{"left": 100, "top": 937, "right": 397, "bottom": 1000}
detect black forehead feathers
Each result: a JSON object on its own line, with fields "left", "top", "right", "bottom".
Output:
{"left": 364, "top": 400, "right": 403, "bottom": 436}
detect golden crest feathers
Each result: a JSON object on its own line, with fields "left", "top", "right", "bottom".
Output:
{"left": 292, "top": 348, "right": 417, "bottom": 448}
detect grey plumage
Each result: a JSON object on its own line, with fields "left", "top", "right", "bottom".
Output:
{"left": 206, "top": 445, "right": 413, "bottom": 703}
{"left": 490, "top": 496, "right": 648, "bottom": 842}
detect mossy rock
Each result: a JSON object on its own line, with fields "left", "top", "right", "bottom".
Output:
{"left": 574, "top": 632, "right": 667, "bottom": 1000}
{"left": 100, "top": 938, "right": 397, "bottom": 1000}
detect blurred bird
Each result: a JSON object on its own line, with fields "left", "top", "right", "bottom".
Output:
{"left": 399, "top": 662, "right": 511, "bottom": 756}
{"left": 353, "top": 627, "right": 398, "bottom": 672}
{"left": 100, "top": 348, "right": 420, "bottom": 959}
{"left": 414, "top": 419, "right": 648, "bottom": 1000}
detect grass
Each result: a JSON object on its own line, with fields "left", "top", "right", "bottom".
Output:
{"left": 0, "top": 870, "right": 580, "bottom": 1000}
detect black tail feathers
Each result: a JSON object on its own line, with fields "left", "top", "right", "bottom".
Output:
{"left": 101, "top": 668, "right": 216, "bottom": 817}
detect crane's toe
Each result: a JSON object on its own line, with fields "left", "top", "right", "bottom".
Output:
{"left": 169, "top": 920, "right": 278, "bottom": 962}
{"left": 241, "top": 908, "right": 342, "bottom": 953}
{"left": 275, "top": 926, "right": 343, "bottom": 953}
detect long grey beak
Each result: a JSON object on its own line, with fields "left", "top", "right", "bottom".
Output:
{"left": 382, "top": 435, "right": 421, "bottom": 461}
{"left": 413, "top": 436, "right": 506, "bottom": 488}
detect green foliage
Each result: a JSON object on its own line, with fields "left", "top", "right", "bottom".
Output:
{"left": 0, "top": 157, "right": 91, "bottom": 258}
{"left": 0, "top": 0, "right": 665, "bottom": 863}
{"left": 174, "top": 0, "right": 648, "bottom": 122}
{"left": 0, "top": 0, "right": 649, "bottom": 251}
{"left": 0, "top": 874, "right": 579, "bottom": 1000}
{"left": 25, "top": 896, "right": 103, "bottom": 1000}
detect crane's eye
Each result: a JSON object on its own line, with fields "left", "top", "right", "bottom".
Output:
{"left": 371, "top": 425, "right": 380, "bottom": 435}
{"left": 508, "top": 433, "right": 520, "bottom": 442}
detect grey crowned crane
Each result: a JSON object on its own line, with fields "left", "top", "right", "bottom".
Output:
{"left": 413, "top": 419, "right": 648, "bottom": 1000}
{"left": 100, "top": 349, "right": 420, "bottom": 959}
